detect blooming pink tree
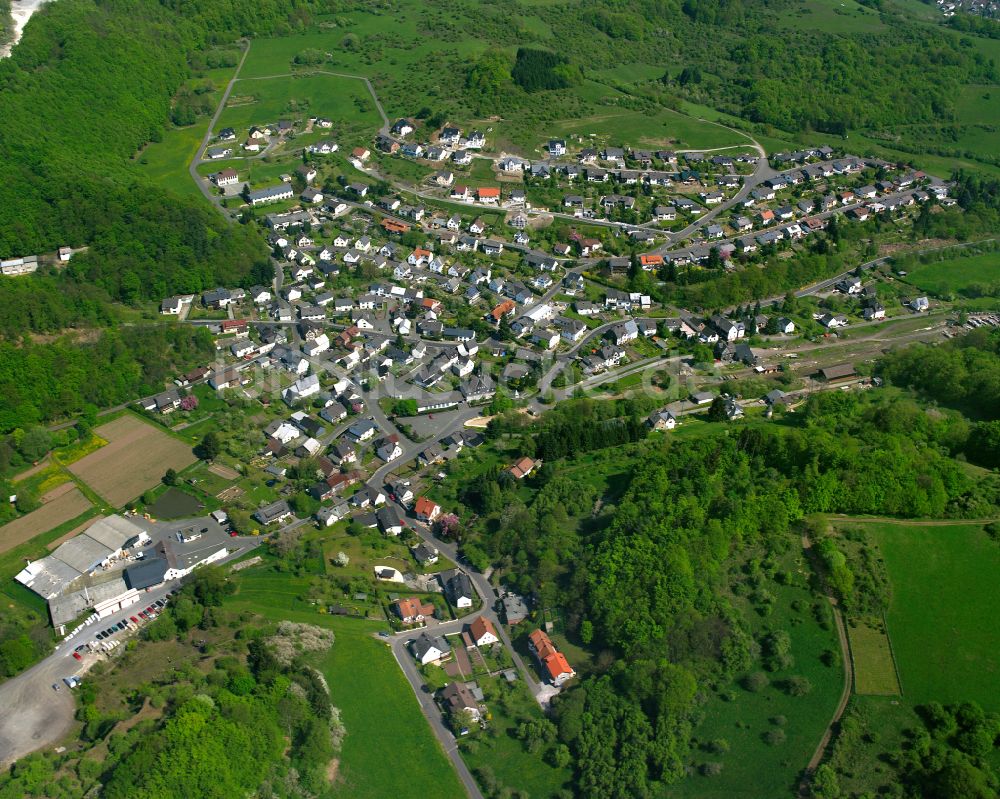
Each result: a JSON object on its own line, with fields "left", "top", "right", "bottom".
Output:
{"left": 436, "top": 513, "right": 462, "bottom": 540}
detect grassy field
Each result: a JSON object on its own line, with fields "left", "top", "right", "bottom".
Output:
{"left": 217, "top": 73, "right": 381, "bottom": 135}
{"left": 782, "top": 0, "right": 886, "bottom": 33}
{"left": 68, "top": 415, "right": 197, "bottom": 507}
{"left": 904, "top": 251, "right": 1000, "bottom": 295}
{"left": 848, "top": 619, "right": 901, "bottom": 695}
{"left": 226, "top": 568, "right": 466, "bottom": 799}
{"left": 531, "top": 101, "right": 750, "bottom": 152}
{"left": 235, "top": 14, "right": 751, "bottom": 157}
{"left": 862, "top": 521, "right": 1000, "bottom": 710}
{"left": 671, "top": 547, "right": 843, "bottom": 799}
{"left": 132, "top": 125, "right": 207, "bottom": 199}
{"left": 132, "top": 65, "right": 239, "bottom": 198}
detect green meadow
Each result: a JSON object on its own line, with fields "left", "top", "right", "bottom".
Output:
{"left": 863, "top": 522, "right": 1000, "bottom": 710}
{"left": 226, "top": 568, "right": 467, "bottom": 799}
{"left": 217, "top": 73, "right": 380, "bottom": 134}
{"left": 905, "top": 251, "right": 1000, "bottom": 295}
{"left": 671, "top": 551, "right": 843, "bottom": 799}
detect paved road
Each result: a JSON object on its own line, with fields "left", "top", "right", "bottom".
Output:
{"left": 189, "top": 40, "right": 252, "bottom": 211}
{"left": 387, "top": 625, "right": 485, "bottom": 799}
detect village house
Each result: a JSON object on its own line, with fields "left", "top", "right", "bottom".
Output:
{"left": 466, "top": 615, "right": 499, "bottom": 648}
{"left": 415, "top": 496, "right": 441, "bottom": 523}
{"left": 508, "top": 457, "right": 538, "bottom": 480}
{"left": 528, "top": 628, "right": 575, "bottom": 686}
{"left": 411, "top": 631, "right": 451, "bottom": 665}
{"left": 394, "top": 596, "right": 435, "bottom": 624}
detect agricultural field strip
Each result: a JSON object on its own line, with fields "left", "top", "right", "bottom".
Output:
{"left": 0, "top": 485, "right": 93, "bottom": 556}
{"left": 67, "top": 415, "right": 197, "bottom": 508}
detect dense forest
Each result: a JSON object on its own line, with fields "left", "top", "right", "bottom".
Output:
{"left": 877, "top": 326, "right": 1000, "bottom": 467}
{"left": 0, "top": 325, "right": 216, "bottom": 433}
{"left": 452, "top": 0, "right": 999, "bottom": 136}
{"left": 0, "top": 0, "right": 271, "bottom": 302}
{"left": 0, "top": 0, "right": 323, "bottom": 430}
{"left": 0, "top": 1, "right": 10, "bottom": 43}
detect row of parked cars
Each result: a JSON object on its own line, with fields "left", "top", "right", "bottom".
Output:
{"left": 55, "top": 592, "right": 178, "bottom": 691}
{"left": 95, "top": 597, "right": 170, "bottom": 642}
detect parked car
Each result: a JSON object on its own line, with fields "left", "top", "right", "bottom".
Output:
{"left": 72, "top": 652, "right": 82, "bottom": 661}
{"left": 129, "top": 616, "right": 139, "bottom": 624}
{"left": 155, "top": 599, "right": 165, "bottom": 608}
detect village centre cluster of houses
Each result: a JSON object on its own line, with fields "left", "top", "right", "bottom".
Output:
{"left": 124, "top": 105, "right": 965, "bottom": 731}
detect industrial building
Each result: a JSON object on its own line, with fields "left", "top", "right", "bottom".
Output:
{"left": 15, "top": 513, "right": 235, "bottom": 628}
{"left": 15, "top": 515, "right": 149, "bottom": 600}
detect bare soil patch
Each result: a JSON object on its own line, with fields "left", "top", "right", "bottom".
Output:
{"left": 0, "top": 485, "right": 93, "bottom": 556}
{"left": 208, "top": 462, "right": 240, "bottom": 480}
{"left": 68, "top": 415, "right": 196, "bottom": 507}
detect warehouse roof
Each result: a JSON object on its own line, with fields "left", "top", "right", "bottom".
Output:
{"left": 124, "top": 558, "right": 168, "bottom": 591}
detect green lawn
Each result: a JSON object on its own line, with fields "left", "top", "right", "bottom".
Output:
{"left": 863, "top": 522, "right": 1000, "bottom": 710}
{"left": 226, "top": 569, "right": 467, "bottom": 799}
{"left": 906, "top": 252, "right": 1000, "bottom": 296}
{"left": 132, "top": 123, "right": 209, "bottom": 199}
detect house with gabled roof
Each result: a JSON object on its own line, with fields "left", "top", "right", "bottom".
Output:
{"left": 527, "top": 628, "right": 575, "bottom": 686}
{"left": 414, "top": 496, "right": 441, "bottom": 523}
{"left": 411, "top": 631, "right": 451, "bottom": 665}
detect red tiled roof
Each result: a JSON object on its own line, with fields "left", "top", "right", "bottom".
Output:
{"left": 543, "top": 651, "right": 574, "bottom": 681}
{"left": 469, "top": 615, "right": 497, "bottom": 643}
{"left": 509, "top": 457, "right": 536, "bottom": 479}
{"left": 490, "top": 300, "right": 515, "bottom": 321}
{"left": 415, "top": 496, "right": 439, "bottom": 518}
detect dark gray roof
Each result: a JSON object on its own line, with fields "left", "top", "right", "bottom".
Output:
{"left": 124, "top": 557, "right": 168, "bottom": 591}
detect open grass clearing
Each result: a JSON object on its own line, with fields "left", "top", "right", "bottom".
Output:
{"left": 905, "top": 251, "right": 1000, "bottom": 295}
{"left": 532, "top": 101, "right": 750, "bottom": 152}
{"left": 226, "top": 569, "right": 466, "bottom": 799}
{"left": 671, "top": 548, "right": 843, "bottom": 799}
{"left": 131, "top": 63, "right": 239, "bottom": 198}
{"left": 68, "top": 414, "right": 197, "bottom": 507}
{"left": 782, "top": 0, "right": 886, "bottom": 33}
{"left": 217, "top": 73, "right": 380, "bottom": 135}
{"left": 858, "top": 521, "right": 1000, "bottom": 710}
{"left": 848, "top": 619, "right": 901, "bottom": 696}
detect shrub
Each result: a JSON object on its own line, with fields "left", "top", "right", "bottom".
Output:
{"left": 742, "top": 672, "right": 769, "bottom": 692}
